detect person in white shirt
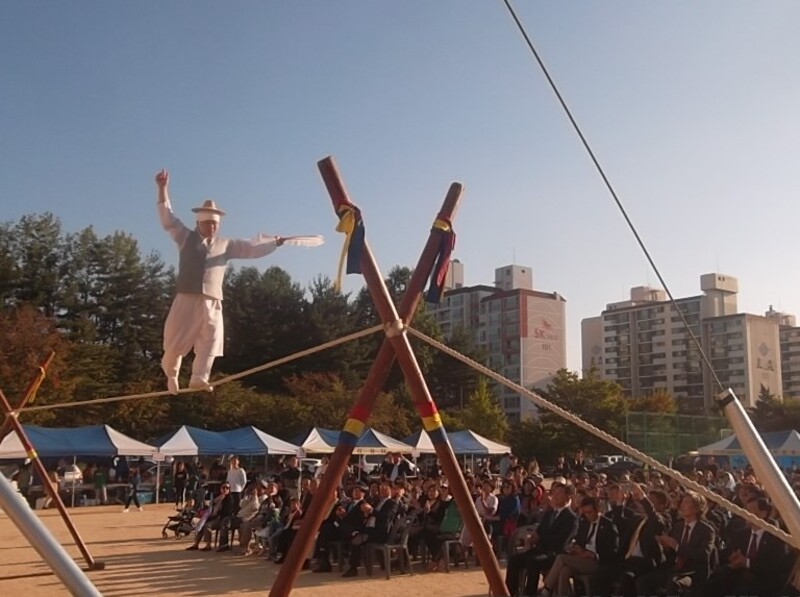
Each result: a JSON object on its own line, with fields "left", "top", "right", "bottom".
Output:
{"left": 225, "top": 456, "right": 247, "bottom": 512}
{"left": 155, "top": 169, "right": 284, "bottom": 393}
{"left": 461, "top": 480, "right": 499, "bottom": 548}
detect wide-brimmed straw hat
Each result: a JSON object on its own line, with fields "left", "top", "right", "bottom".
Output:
{"left": 191, "top": 199, "right": 226, "bottom": 216}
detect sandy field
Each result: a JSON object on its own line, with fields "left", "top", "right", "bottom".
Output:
{"left": 0, "top": 503, "right": 497, "bottom": 596}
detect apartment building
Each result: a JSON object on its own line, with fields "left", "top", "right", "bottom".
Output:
{"left": 582, "top": 274, "right": 782, "bottom": 411}
{"left": 767, "top": 308, "right": 800, "bottom": 399}
{"left": 428, "top": 264, "right": 566, "bottom": 422}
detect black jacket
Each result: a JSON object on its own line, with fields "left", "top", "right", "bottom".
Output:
{"left": 722, "top": 525, "right": 789, "bottom": 597}
{"left": 575, "top": 514, "right": 619, "bottom": 566}
{"left": 535, "top": 506, "right": 579, "bottom": 557}
{"left": 367, "top": 497, "right": 398, "bottom": 543}
{"left": 380, "top": 460, "right": 413, "bottom": 480}
{"left": 666, "top": 518, "right": 716, "bottom": 580}
{"left": 618, "top": 498, "right": 669, "bottom": 566}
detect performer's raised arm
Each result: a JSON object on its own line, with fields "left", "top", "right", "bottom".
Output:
{"left": 155, "top": 169, "right": 190, "bottom": 246}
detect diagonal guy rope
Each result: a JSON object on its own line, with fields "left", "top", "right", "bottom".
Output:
{"left": 499, "top": 0, "right": 726, "bottom": 394}
{"left": 14, "top": 324, "right": 385, "bottom": 415}
{"left": 406, "top": 325, "right": 800, "bottom": 549}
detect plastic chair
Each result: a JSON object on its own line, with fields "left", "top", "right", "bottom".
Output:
{"left": 366, "top": 518, "right": 414, "bottom": 580}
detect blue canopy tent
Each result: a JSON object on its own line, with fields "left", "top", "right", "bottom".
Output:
{"left": 218, "top": 427, "right": 301, "bottom": 456}
{"left": 296, "top": 427, "right": 413, "bottom": 455}
{"left": 0, "top": 425, "right": 156, "bottom": 458}
{"left": 0, "top": 425, "right": 157, "bottom": 507}
{"left": 697, "top": 429, "right": 800, "bottom": 470}
{"left": 155, "top": 425, "right": 234, "bottom": 457}
{"left": 402, "top": 429, "right": 510, "bottom": 456}
{"left": 448, "top": 430, "right": 510, "bottom": 455}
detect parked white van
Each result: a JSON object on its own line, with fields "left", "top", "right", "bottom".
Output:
{"left": 593, "top": 455, "right": 624, "bottom": 468}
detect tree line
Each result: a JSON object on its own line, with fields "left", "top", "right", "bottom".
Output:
{"left": 0, "top": 213, "right": 496, "bottom": 443}
{"left": 4, "top": 212, "right": 753, "bottom": 464}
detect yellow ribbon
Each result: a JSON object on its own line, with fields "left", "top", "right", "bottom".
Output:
{"left": 432, "top": 218, "right": 451, "bottom": 232}
{"left": 334, "top": 206, "right": 355, "bottom": 292}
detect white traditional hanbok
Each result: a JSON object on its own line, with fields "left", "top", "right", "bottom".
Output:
{"left": 158, "top": 199, "right": 279, "bottom": 392}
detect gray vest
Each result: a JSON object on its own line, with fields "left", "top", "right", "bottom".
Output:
{"left": 175, "top": 230, "right": 230, "bottom": 300}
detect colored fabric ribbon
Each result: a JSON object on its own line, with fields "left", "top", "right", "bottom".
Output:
{"left": 334, "top": 205, "right": 365, "bottom": 292}
{"left": 425, "top": 218, "right": 456, "bottom": 303}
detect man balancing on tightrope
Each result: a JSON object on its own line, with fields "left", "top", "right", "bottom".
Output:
{"left": 155, "top": 169, "right": 322, "bottom": 395}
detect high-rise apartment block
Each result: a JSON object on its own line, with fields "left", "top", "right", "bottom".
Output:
{"left": 582, "top": 274, "right": 784, "bottom": 411}
{"left": 428, "top": 264, "right": 566, "bottom": 422}
{"left": 767, "top": 308, "right": 800, "bottom": 400}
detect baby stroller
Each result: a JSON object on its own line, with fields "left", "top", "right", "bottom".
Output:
{"left": 162, "top": 507, "right": 197, "bottom": 539}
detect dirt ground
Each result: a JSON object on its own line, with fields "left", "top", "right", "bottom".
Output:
{"left": 0, "top": 503, "right": 498, "bottom": 596}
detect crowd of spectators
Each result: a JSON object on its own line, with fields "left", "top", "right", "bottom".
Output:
{"left": 165, "top": 450, "right": 800, "bottom": 597}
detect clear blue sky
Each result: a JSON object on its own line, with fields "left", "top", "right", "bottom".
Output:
{"left": 2, "top": 2, "right": 799, "bottom": 371}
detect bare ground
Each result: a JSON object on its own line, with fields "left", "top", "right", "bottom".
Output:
{"left": 0, "top": 504, "right": 497, "bottom": 596}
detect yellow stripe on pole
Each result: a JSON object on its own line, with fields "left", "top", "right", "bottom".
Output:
{"left": 343, "top": 418, "right": 365, "bottom": 437}
{"left": 422, "top": 414, "right": 443, "bottom": 431}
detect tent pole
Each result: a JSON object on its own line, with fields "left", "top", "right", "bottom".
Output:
{"left": 0, "top": 388, "right": 103, "bottom": 569}
{"left": 0, "top": 473, "right": 102, "bottom": 596}
{"left": 71, "top": 455, "right": 76, "bottom": 508}
{"left": 155, "top": 461, "right": 161, "bottom": 505}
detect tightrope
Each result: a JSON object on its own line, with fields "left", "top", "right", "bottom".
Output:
{"left": 406, "top": 325, "right": 799, "bottom": 549}
{"left": 15, "top": 324, "right": 384, "bottom": 415}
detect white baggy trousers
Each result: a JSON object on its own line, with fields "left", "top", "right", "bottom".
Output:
{"left": 161, "top": 293, "right": 224, "bottom": 385}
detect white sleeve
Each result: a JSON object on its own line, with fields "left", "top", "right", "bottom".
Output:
{"left": 157, "top": 200, "right": 190, "bottom": 247}
{"left": 226, "top": 234, "right": 279, "bottom": 260}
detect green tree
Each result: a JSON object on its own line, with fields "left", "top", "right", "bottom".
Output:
{"left": 222, "top": 266, "right": 310, "bottom": 392}
{"left": 507, "top": 418, "right": 546, "bottom": 463}
{"left": 748, "top": 388, "right": 786, "bottom": 432}
{"left": 303, "top": 276, "right": 363, "bottom": 385}
{"left": 628, "top": 388, "right": 677, "bottom": 413}
{"left": 455, "top": 377, "right": 508, "bottom": 441}
{"left": 4, "top": 213, "right": 65, "bottom": 315}
{"left": 535, "top": 368, "right": 627, "bottom": 463}
{"left": 427, "top": 325, "right": 487, "bottom": 410}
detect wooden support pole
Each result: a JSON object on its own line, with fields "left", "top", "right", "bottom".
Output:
{"left": 270, "top": 165, "right": 462, "bottom": 597}
{"left": 0, "top": 388, "right": 104, "bottom": 570}
{"left": 0, "top": 351, "right": 55, "bottom": 440}
{"left": 269, "top": 156, "right": 508, "bottom": 597}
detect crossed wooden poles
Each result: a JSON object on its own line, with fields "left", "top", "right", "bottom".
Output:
{"left": 270, "top": 157, "right": 509, "bottom": 597}
{"left": 0, "top": 353, "right": 103, "bottom": 570}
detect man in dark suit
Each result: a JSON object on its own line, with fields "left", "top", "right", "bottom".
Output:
{"left": 539, "top": 495, "right": 619, "bottom": 597}
{"left": 505, "top": 481, "right": 579, "bottom": 596}
{"left": 379, "top": 452, "right": 415, "bottom": 482}
{"left": 570, "top": 450, "right": 587, "bottom": 475}
{"left": 343, "top": 480, "right": 398, "bottom": 577}
{"left": 339, "top": 483, "right": 368, "bottom": 537}
{"left": 706, "top": 497, "right": 790, "bottom": 597}
{"left": 594, "top": 483, "right": 670, "bottom": 597}
{"left": 636, "top": 490, "right": 716, "bottom": 597}
{"left": 312, "top": 498, "right": 347, "bottom": 573}
{"left": 606, "top": 483, "right": 635, "bottom": 531}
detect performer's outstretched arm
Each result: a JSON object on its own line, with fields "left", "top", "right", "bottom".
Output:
{"left": 226, "top": 234, "right": 285, "bottom": 260}
{"left": 155, "top": 169, "right": 190, "bottom": 246}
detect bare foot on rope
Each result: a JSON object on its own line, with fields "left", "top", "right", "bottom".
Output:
{"left": 167, "top": 377, "right": 180, "bottom": 395}
{"left": 188, "top": 379, "right": 214, "bottom": 392}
